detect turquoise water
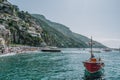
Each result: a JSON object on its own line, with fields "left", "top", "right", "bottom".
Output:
{"left": 0, "top": 49, "right": 120, "bottom": 80}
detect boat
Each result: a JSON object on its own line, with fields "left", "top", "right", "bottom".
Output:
{"left": 41, "top": 46, "right": 61, "bottom": 52}
{"left": 83, "top": 37, "right": 105, "bottom": 79}
{"left": 103, "top": 48, "right": 112, "bottom": 52}
{"left": 90, "top": 50, "right": 101, "bottom": 53}
{"left": 114, "top": 48, "right": 120, "bottom": 52}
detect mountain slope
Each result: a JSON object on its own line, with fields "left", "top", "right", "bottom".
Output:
{"left": 33, "top": 16, "right": 87, "bottom": 48}
{"left": 73, "top": 33, "right": 106, "bottom": 48}
{"left": 32, "top": 14, "right": 106, "bottom": 48}
{"left": 0, "top": 0, "right": 106, "bottom": 48}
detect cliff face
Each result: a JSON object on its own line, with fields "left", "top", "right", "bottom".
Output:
{"left": 0, "top": 0, "right": 43, "bottom": 46}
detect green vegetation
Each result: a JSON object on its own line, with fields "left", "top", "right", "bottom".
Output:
{"left": 32, "top": 14, "right": 106, "bottom": 48}
{"left": 0, "top": 1, "right": 43, "bottom": 46}
{"left": 0, "top": 0, "right": 106, "bottom": 48}
{"left": 37, "top": 19, "right": 86, "bottom": 47}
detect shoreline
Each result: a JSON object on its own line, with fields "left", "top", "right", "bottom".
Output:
{"left": 0, "top": 46, "right": 41, "bottom": 55}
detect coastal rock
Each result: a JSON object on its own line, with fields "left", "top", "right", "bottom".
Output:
{"left": 0, "top": 0, "right": 44, "bottom": 46}
{"left": 0, "top": 24, "right": 11, "bottom": 46}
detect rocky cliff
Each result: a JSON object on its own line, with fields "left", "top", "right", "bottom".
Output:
{"left": 0, "top": 0, "right": 106, "bottom": 48}
{"left": 0, "top": 0, "right": 43, "bottom": 46}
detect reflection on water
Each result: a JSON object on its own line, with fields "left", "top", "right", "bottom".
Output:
{"left": 83, "top": 69, "right": 105, "bottom": 80}
{"left": 83, "top": 77, "right": 105, "bottom": 80}
{"left": 83, "top": 64, "right": 105, "bottom": 80}
{"left": 0, "top": 48, "right": 120, "bottom": 80}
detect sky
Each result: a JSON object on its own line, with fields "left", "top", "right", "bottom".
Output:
{"left": 9, "top": 0, "right": 120, "bottom": 48}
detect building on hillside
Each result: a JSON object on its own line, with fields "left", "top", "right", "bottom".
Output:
{"left": 28, "top": 27, "right": 41, "bottom": 37}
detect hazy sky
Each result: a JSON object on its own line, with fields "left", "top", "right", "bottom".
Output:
{"left": 9, "top": 0, "right": 120, "bottom": 48}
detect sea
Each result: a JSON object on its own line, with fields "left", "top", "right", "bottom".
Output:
{"left": 0, "top": 48, "right": 120, "bottom": 80}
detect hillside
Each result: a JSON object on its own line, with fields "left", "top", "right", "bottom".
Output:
{"left": 32, "top": 14, "right": 106, "bottom": 48}
{"left": 0, "top": 0, "right": 106, "bottom": 48}
{"left": 0, "top": 0, "right": 43, "bottom": 46}
{"left": 32, "top": 15, "right": 87, "bottom": 48}
{"left": 72, "top": 33, "right": 106, "bottom": 48}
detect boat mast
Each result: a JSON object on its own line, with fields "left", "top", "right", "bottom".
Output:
{"left": 119, "top": 46, "right": 120, "bottom": 53}
{"left": 90, "top": 36, "right": 94, "bottom": 58}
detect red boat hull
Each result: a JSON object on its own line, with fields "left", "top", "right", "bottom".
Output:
{"left": 83, "top": 62, "right": 103, "bottom": 73}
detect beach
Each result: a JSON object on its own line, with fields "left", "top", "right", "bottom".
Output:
{"left": 1, "top": 46, "right": 41, "bottom": 54}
